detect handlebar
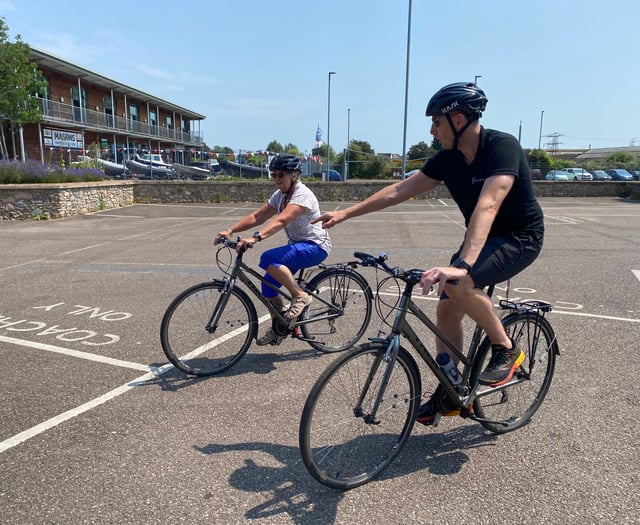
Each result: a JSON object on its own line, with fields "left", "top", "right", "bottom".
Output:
{"left": 216, "top": 235, "right": 254, "bottom": 252}
{"left": 352, "top": 251, "right": 424, "bottom": 284}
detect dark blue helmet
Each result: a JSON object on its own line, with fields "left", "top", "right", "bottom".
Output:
{"left": 269, "top": 154, "right": 302, "bottom": 173}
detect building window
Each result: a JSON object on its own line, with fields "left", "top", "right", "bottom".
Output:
{"left": 129, "top": 104, "right": 138, "bottom": 132}
{"left": 70, "top": 86, "right": 87, "bottom": 122}
{"left": 103, "top": 96, "right": 115, "bottom": 127}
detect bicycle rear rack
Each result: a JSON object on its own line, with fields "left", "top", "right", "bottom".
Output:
{"left": 499, "top": 299, "right": 552, "bottom": 314}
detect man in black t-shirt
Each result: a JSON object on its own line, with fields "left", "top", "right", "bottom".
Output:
{"left": 313, "top": 82, "right": 544, "bottom": 425}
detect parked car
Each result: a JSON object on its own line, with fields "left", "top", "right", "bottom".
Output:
{"left": 606, "top": 168, "right": 634, "bottom": 181}
{"left": 324, "top": 169, "right": 343, "bottom": 181}
{"left": 530, "top": 168, "right": 543, "bottom": 180}
{"left": 591, "top": 170, "right": 612, "bottom": 181}
{"left": 545, "top": 170, "right": 570, "bottom": 181}
{"left": 632, "top": 170, "right": 640, "bottom": 181}
{"left": 563, "top": 168, "right": 593, "bottom": 181}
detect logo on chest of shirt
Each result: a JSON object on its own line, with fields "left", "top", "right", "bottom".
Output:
{"left": 472, "top": 177, "right": 486, "bottom": 184}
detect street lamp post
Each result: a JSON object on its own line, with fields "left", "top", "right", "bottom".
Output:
{"left": 401, "top": 0, "right": 412, "bottom": 178}
{"left": 538, "top": 110, "right": 544, "bottom": 149}
{"left": 474, "top": 75, "right": 482, "bottom": 85}
{"left": 344, "top": 107, "right": 350, "bottom": 180}
{"left": 327, "top": 71, "right": 336, "bottom": 179}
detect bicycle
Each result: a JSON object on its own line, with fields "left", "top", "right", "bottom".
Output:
{"left": 299, "top": 252, "right": 559, "bottom": 490}
{"left": 160, "top": 237, "right": 383, "bottom": 376}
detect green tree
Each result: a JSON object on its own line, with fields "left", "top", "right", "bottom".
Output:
{"left": 603, "top": 152, "right": 637, "bottom": 170}
{"left": 525, "top": 148, "right": 553, "bottom": 174}
{"left": 283, "top": 143, "right": 302, "bottom": 155}
{"left": 359, "top": 154, "right": 390, "bottom": 179}
{"left": 340, "top": 140, "right": 375, "bottom": 179}
{"left": 0, "top": 17, "right": 47, "bottom": 159}
{"left": 311, "top": 143, "right": 337, "bottom": 165}
{"left": 266, "top": 140, "right": 283, "bottom": 153}
{"left": 407, "top": 141, "right": 435, "bottom": 161}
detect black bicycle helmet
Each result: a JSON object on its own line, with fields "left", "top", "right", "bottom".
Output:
{"left": 425, "top": 82, "right": 488, "bottom": 119}
{"left": 426, "top": 82, "right": 488, "bottom": 150}
{"left": 269, "top": 154, "right": 302, "bottom": 173}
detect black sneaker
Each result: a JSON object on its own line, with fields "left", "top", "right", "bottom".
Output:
{"left": 415, "top": 384, "right": 460, "bottom": 426}
{"left": 478, "top": 339, "right": 525, "bottom": 386}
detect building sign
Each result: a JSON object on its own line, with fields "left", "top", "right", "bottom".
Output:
{"left": 43, "top": 128, "right": 84, "bottom": 149}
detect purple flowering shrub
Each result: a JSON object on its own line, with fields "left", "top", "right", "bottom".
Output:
{"left": 0, "top": 160, "right": 106, "bottom": 183}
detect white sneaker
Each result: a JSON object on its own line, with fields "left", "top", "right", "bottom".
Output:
{"left": 256, "top": 327, "right": 284, "bottom": 346}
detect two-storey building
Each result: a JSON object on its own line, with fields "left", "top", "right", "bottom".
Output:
{"left": 20, "top": 47, "right": 206, "bottom": 168}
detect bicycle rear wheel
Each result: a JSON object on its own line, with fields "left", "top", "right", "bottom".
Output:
{"left": 299, "top": 342, "right": 421, "bottom": 490}
{"left": 300, "top": 268, "right": 373, "bottom": 353}
{"left": 470, "top": 311, "right": 558, "bottom": 433}
{"left": 160, "top": 281, "right": 257, "bottom": 376}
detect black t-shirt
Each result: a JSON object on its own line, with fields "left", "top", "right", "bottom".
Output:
{"left": 420, "top": 127, "right": 544, "bottom": 237}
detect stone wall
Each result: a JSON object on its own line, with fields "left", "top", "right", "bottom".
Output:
{"left": 1, "top": 179, "right": 638, "bottom": 220}
{"left": 0, "top": 181, "right": 134, "bottom": 220}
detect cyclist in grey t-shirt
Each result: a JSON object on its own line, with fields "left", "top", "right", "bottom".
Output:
{"left": 215, "top": 154, "right": 331, "bottom": 346}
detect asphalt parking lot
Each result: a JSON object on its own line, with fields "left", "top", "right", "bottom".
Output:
{"left": 1, "top": 197, "right": 639, "bottom": 524}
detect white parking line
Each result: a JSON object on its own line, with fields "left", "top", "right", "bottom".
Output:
{"left": 0, "top": 335, "right": 149, "bottom": 371}
{"left": 0, "top": 315, "right": 273, "bottom": 454}
{"left": 0, "top": 366, "right": 170, "bottom": 454}
{"left": 633, "top": 270, "right": 640, "bottom": 283}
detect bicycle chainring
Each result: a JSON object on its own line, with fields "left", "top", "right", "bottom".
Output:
{"left": 272, "top": 317, "right": 292, "bottom": 337}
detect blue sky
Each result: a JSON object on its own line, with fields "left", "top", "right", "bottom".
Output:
{"left": 2, "top": 0, "right": 638, "bottom": 155}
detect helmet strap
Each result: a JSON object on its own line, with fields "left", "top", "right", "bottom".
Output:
{"left": 446, "top": 113, "right": 475, "bottom": 150}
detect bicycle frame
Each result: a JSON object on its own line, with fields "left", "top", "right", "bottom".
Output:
{"left": 209, "top": 244, "right": 351, "bottom": 333}
{"left": 363, "top": 272, "right": 553, "bottom": 426}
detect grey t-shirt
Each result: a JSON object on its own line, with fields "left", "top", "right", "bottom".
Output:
{"left": 267, "top": 182, "right": 331, "bottom": 254}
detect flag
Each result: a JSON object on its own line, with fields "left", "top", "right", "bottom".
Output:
{"left": 315, "top": 124, "right": 323, "bottom": 147}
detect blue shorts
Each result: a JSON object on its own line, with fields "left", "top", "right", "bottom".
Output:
{"left": 259, "top": 241, "right": 329, "bottom": 298}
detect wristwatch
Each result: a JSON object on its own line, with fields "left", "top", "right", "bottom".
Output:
{"left": 252, "top": 231, "right": 262, "bottom": 242}
{"left": 452, "top": 257, "right": 472, "bottom": 273}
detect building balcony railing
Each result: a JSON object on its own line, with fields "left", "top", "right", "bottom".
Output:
{"left": 35, "top": 97, "right": 204, "bottom": 145}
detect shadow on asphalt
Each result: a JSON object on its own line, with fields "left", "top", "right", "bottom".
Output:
{"left": 194, "top": 425, "right": 497, "bottom": 524}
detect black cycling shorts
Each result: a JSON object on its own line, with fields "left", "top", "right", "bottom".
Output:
{"left": 448, "top": 230, "right": 543, "bottom": 293}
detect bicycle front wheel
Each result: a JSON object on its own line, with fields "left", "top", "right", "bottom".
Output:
{"left": 300, "top": 268, "right": 373, "bottom": 353}
{"left": 299, "top": 342, "right": 421, "bottom": 490}
{"left": 160, "top": 281, "right": 258, "bottom": 376}
{"left": 470, "top": 311, "right": 558, "bottom": 433}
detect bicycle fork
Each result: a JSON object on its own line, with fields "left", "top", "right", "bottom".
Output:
{"left": 353, "top": 336, "right": 402, "bottom": 425}
{"left": 205, "top": 278, "right": 235, "bottom": 333}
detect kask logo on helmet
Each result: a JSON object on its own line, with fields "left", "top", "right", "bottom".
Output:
{"left": 441, "top": 101, "right": 459, "bottom": 114}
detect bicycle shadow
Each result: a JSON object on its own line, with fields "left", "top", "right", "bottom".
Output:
{"left": 146, "top": 344, "right": 325, "bottom": 390}
{"left": 382, "top": 424, "right": 499, "bottom": 478}
{"left": 194, "top": 424, "right": 497, "bottom": 524}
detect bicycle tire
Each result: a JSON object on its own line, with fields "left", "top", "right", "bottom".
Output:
{"left": 300, "top": 268, "right": 373, "bottom": 353}
{"left": 299, "top": 342, "right": 421, "bottom": 490}
{"left": 160, "top": 281, "right": 258, "bottom": 376}
{"left": 470, "top": 311, "right": 558, "bottom": 433}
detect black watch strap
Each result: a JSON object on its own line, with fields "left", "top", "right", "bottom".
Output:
{"left": 253, "top": 231, "right": 262, "bottom": 242}
{"left": 452, "top": 257, "right": 472, "bottom": 273}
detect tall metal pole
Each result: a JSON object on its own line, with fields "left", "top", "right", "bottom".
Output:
{"left": 474, "top": 75, "right": 482, "bottom": 85}
{"left": 401, "top": 0, "right": 412, "bottom": 178}
{"left": 345, "top": 107, "right": 350, "bottom": 180}
{"left": 538, "top": 110, "right": 544, "bottom": 149}
{"left": 327, "top": 71, "right": 336, "bottom": 178}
